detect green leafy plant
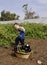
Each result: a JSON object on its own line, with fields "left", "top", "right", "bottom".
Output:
{"left": 0, "top": 23, "right": 47, "bottom": 47}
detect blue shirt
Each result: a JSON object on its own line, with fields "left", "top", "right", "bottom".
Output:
{"left": 18, "top": 30, "right": 25, "bottom": 39}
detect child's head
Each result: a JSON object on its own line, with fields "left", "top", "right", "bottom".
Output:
{"left": 14, "top": 23, "right": 19, "bottom": 25}
{"left": 14, "top": 23, "right": 20, "bottom": 29}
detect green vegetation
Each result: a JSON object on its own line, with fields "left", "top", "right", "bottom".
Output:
{"left": 22, "top": 4, "right": 39, "bottom": 19}
{"left": 0, "top": 23, "right": 47, "bottom": 47}
{"left": 0, "top": 10, "right": 19, "bottom": 21}
{"left": 18, "top": 49, "right": 26, "bottom": 54}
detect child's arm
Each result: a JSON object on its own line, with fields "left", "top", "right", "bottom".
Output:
{"left": 18, "top": 26, "right": 25, "bottom": 32}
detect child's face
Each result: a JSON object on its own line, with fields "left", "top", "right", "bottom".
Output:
{"left": 14, "top": 24, "right": 20, "bottom": 29}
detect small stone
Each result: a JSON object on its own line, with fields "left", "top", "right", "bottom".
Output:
{"left": 37, "top": 60, "right": 42, "bottom": 64}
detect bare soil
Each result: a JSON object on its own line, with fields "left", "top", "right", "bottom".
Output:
{"left": 0, "top": 39, "right": 47, "bottom": 65}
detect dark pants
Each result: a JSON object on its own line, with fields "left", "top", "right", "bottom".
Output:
{"left": 15, "top": 36, "right": 24, "bottom": 48}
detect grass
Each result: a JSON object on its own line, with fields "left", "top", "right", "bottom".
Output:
{"left": 0, "top": 23, "right": 47, "bottom": 47}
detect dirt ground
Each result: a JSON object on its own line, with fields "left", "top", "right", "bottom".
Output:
{"left": 0, "top": 39, "right": 47, "bottom": 65}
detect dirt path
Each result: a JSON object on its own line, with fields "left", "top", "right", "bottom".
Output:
{"left": 0, "top": 39, "right": 47, "bottom": 65}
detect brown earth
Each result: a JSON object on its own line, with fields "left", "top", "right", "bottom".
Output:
{"left": 0, "top": 39, "right": 47, "bottom": 65}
